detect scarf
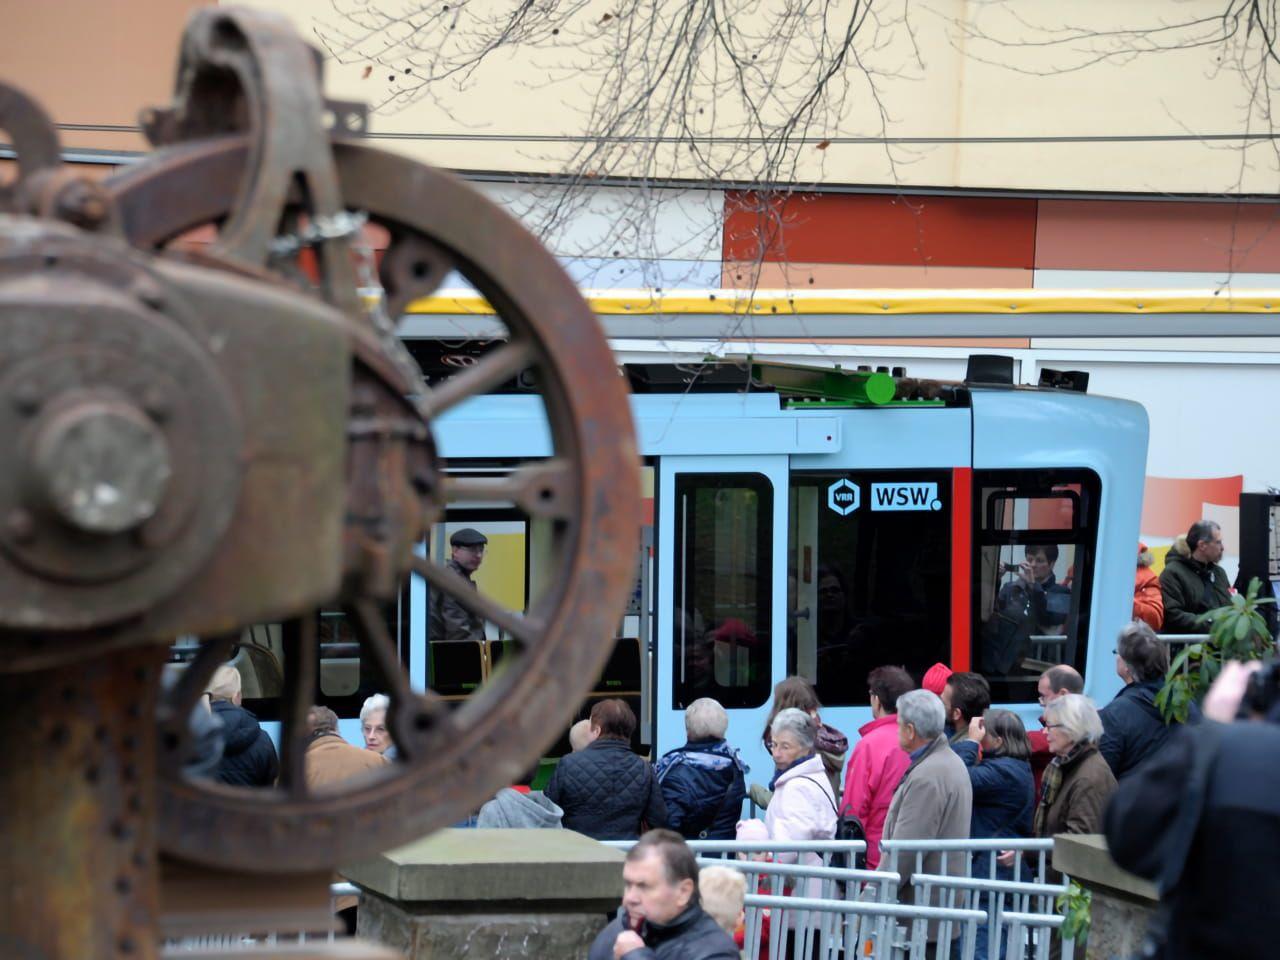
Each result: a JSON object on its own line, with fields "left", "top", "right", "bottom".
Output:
{"left": 769, "top": 753, "right": 816, "bottom": 791}
{"left": 1033, "top": 742, "right": 1092, "bottom": 837}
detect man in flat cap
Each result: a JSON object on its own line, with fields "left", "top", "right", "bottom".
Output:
{"left": 429, "top": 528, "right": 489, "bottom": 644}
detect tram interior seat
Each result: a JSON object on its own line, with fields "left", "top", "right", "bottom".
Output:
{"left": 429, "top": 640, "right": 485, "bottom": 699}
{"left": 230, "top": 625, "right": 284, "bottom": 700}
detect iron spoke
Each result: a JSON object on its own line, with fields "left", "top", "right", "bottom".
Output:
{"left": 157, "top": 633, "right": 239, "bottom": 777}
{"left": 278, "top": 617, "right": 319, "bottom": 797}
{"left": 445, "top": 459, "right": 578, "bottom": 519}
{"left": 410, "top": 554, "right": 540, "bottom": 646}
{"left": 417, "top": 339, "right": 537, "bottom": 419}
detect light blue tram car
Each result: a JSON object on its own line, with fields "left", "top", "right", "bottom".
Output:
{"left": 404, "top": 357, "right": 1148, "bottom": 781}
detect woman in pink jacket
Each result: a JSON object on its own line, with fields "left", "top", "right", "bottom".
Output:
{"left": 840, "top": 666, "right": 915, "bottom": 868}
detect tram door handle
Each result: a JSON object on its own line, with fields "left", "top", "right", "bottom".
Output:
{"left": 638, "top": 526, "right": 654, "bottom": 746}
{"left": 792, "top": 607, "right": 811, "bottom": 622}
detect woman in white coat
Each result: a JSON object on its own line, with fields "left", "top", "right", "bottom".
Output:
{"left": 764, "top": 708, "right": 838, "bottom": 901}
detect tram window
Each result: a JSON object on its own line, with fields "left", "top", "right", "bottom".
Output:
{"left": 167, "top": 597, "right": 408, "bottom": 724}
{"left": 973, "top": 470, "right": 1100, "bottom": 704}
{"left": 788, "top": 470, "right": 952, "bottom": 706}
{"left": 672, "top": 474, "right": 772, "bottom": 709}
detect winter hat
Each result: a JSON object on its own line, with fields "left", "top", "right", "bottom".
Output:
{"left": 922, "top": 662, "right": 953, "bottom": 696}
{"left": 736, "top": 818, "right": 769, "bottom": 843}
{"left": 1138, "top": 542, "right": 1155, "bottom": 568}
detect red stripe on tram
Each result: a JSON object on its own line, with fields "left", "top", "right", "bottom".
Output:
{"left": 950, "top": 467, "right": 973, "bottom": 671}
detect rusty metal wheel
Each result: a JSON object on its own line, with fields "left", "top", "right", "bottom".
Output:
{"left": 105, "top": 139, "right": 640, "bottom": 872}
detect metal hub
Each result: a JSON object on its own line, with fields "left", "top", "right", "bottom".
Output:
{"left": 33, "top": 397, "right": 171, "bottom": 535}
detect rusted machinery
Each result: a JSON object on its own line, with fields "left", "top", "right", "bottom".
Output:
{"left": 0, "top": 8, "right": 638, "bottom": 959}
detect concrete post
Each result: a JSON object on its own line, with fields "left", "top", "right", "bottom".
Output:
{"left": 1053, "top": 835, "right": 1159, "bottom": 960}
{"left": 343, "top": 829, "right": 626, "bottom": 960}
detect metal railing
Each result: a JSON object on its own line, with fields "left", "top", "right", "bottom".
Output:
{"left": 743, "top": 893, "right": 986, "bottom": 960}
{"left": 878, "top": 838, "right": 1072, "bottom": 960}
{"left": 612, "top": 837, "right": 1069, "bottom": 960}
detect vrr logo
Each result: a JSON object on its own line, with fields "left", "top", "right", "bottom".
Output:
{"left": 827, "top": 478, "right": 860, "bottom": 516}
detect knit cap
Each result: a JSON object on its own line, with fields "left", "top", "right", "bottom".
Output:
{"left": 922, "top": 662, "right": 953, "bottom": 696}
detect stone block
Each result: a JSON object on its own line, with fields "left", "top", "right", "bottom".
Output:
{"left": 343, "top": 829, "right": 624, "bottom": 907}
{"left": 1052, "top": 834, "right": 1157, "bottom": 903}
{"left": 344, "top": 830, "right": 625, "bottom": 960}
{"left": 1053, "top": 834, "right": 1159, "bottom": 960}
{"left": 358, "top": 892, "right": 605, "bottom": 960}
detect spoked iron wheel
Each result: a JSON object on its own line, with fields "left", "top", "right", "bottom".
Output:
{"left": 106, "top": 137, "right": 640, "bottom": 872}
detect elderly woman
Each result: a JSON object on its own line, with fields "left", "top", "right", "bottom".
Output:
{"left": 1001, "top": 694, "right": 1116, "bottom": 892}
{"left": 764, "top": 708, "right": 837, "bottom": 892}
{"left": 654, "top": 698, "right": 747, "bottom": 840}
{"left": 360, "top": 693, "right": 392, "bottom": 756}
{"left": 1036, "top": 694, "right": 1116, "bottom": 839}
{"left": 751, "top": 676, "right": 848, "bottom": 807}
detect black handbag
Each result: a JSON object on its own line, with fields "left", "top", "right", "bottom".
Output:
{"left": 802, "top": 776, "right": 867, "bottom": 870}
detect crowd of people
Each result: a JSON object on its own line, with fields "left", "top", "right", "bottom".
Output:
{"left": 190, "top": 517, "right": 1257, "bottom": 959}
{"left": 559, "top": 613, "right": 1217, "bottom": 959}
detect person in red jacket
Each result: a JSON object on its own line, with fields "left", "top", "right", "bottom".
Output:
{"left": 1133, "top": 542, "right": 1164, "bottom": 630}
{"left": 1027, "top": 664, "right": 1083, "bottom": 799}
{"left": 841, "top": 666, "right": 915, "bottom": 868}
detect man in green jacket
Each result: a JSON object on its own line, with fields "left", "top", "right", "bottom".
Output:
{"left": 1158, "top": 520, "right": 1231, "bottom": 633}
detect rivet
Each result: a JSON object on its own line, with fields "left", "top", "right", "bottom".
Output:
{"left": 11, "top": 383, "right": 40, "bottom": 415}
{"left": 138, "top": 289, "right": 165, "bottom": 311}
{"left": 142, "top": 387, "right": 169, "bottom": 422}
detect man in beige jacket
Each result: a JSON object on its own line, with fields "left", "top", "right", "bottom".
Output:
{"left": 881, "top": 689, "right": 974, "bottom": 955}
{"left": 305, "top": 705, "right": 388, "bottom": 791}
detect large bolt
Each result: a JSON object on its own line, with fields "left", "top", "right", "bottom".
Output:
{"left": 31, "top": 400, "right": 172, "bottom": 536}
{"left": 53, "top": 178, "right": 110, "bottom": 230}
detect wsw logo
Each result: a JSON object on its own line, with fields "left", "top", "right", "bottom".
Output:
{"left": 870, "top": 482, "right": 943, "bottom": 512}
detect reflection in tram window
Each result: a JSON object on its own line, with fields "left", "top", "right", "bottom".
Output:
{"left": 974, "top": 471, "right": 1100, "bottom": 703}
{"left": 673, "top": 474, "right": 772, "bottom": 709}
{"left": 788, "top": 471, "right": 951, "bottom": 706}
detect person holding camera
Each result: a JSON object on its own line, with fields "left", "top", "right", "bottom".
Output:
{"left": 1104, "top": 660, "right": 1280, "bottom": 959}
{"left": 981, "top": 545, "right": 1072, "bottom": 675}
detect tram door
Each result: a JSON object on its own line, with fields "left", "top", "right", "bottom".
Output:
{"left": 657, "top": 455, "right": 789, "bottom": 780}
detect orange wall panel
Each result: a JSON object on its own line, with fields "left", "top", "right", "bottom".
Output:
{"left": 0, "top": 1, "right": 214, "bottom": 153}
{"left": 723, "top": 260, "right": 1034, "bottom": 290}
{"left": 1037, "top": 200, "right": 1280, "bottom": 272}
{"left": 723, "top": 192, "right": 1039, "bottom": 269}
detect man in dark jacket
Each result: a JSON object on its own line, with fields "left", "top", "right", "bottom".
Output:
{"left": 654, "top": 698, "right": 746, "bottom": 841}
{"left": 940, "top": 672, "right": 991, "bottom": 748}
{"left": 1105, "top": 661, "right": 1280, "bottom": 960}
{"left": 1100, "top": 622, "right": 1198, "bottom": 780}
{"left": 589, "top": 829, "right": 739, "bottom": 960}
{"left": 428, "top": 527, "right": 488, "bottom": 643}
{"left": 207, "top": 665, "right": 278, "bottom": 788}
{"left": 546, "top": 699, "right": 668, "bottom": 840}
{"left": 1159, "top": 520, "right": 1231, "bottom": 633}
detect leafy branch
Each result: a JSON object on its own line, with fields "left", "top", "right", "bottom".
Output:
{"left": 1058, "top": 880, "right": 1091, "bottom": 949}
{"left": 1156, "top": 577, "right": 1276, "bottom": 723}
